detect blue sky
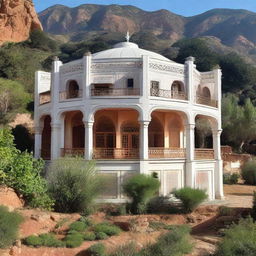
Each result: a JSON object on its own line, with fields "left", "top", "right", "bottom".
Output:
{"left": 34, "top": 0, "right": 256, "bottom": 16}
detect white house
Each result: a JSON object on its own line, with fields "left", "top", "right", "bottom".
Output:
{"left": 34, "top": 38, "right": 223, "bottom": 202}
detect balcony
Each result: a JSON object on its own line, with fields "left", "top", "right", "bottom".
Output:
{"left": 196, "top": 95, "right": 218, "bottom": 108}
{"left": 91, "top": 88, "right": 140, "bottom": 97}
{"left": 59, "top": 90, "right": 83, "bottom": 101}
{"left": 61, "top": 148, "right": 84, "bottom": 157}
{"left": 150, "top": 88, "right": 187, "bottom": 100}
{"left": 195, "top": 149, "right": 214, "bottom": 160}
{"left": 149, "top": 147, "right": 186, "bottom": 159}
{"left": 39, "top": 91, "right": 51, "bottom": 105}
{"left": 93, "top": 148, "right": 140, "bottom": 160}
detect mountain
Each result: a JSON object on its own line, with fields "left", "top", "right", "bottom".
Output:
{"left": 0, "top": 0, "right": 42, "bottom": 44}
{"left": 38, "top": 4, "right": 256, "bottom": 62}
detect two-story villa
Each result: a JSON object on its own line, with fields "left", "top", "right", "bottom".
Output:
{"left": 34, "top": 39, "right": 223, "bottom": 202}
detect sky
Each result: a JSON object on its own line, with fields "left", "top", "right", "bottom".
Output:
{"left": 34, "top": 0, "right": 256, "bottom": 16}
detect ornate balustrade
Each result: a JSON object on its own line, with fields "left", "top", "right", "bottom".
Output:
{"left": 91, "top": 88, "right": 140, "bottom": 97}
{"left": 196, "top": 95, "right": 218, "bottom": 108}
{"left": 195, "top": 149, "right": 214, "bottom": 160}
{"left": 93, "top": 148, "right": 140, "bottom": 160}
{"left": 59, "top": 90, "right": 83, "bottom": 101}
{"left": 149, "top": 147, "right": 186, "bottom": 159}
{"left": 150, "top": 88, "right": 187, "bottom": 100}
{"left": 39, "top": 91, "right": 51, "bottom": 105}
{"left": 61, "top": 148, "right": 85, "bottom": 157}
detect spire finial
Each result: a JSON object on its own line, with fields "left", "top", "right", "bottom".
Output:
{"left": 125, "top": 31, "right": 130, "bottom": 42}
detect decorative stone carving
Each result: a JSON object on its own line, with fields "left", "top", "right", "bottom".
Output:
{"left": 91, "top": 61, "right": 142, "bottom": 72}
{"left": 60, "top": 63, "right": 83, "bottom": 75}
{"left": 40, "top": 72, "right": 51, "bottom": 81}
{"left": 149, "top": 62, "right": 184, "bottom": 75}
{"left": 201, "top": 72, "right": 215, "bottom": 82}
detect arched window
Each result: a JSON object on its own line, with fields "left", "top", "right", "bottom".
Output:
{"left": 202, "top": 87, "right": 211, "bottom": 99}
{"left": 71, "top": 112, "right": 84, "bottom": 148}
{"left": 121, "top": 122, "right": 139, "bottom": 149}
{"left": 149, "top": 116, "right": 164, "bottom": 147}
{"left": 171, "top": 81, "right": 185, "bottom": 99}
{"left": 67, "top": 80, "right": 79, "bottom": 98}
{"left": 95, "top": 116, "right": 116, "bottom": 148}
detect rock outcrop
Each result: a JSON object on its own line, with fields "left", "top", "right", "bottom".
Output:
{"left": 0, "top": 0, "right": 42, "bottom": 44}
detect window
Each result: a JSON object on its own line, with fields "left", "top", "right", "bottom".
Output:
{"left": 150, "top": 81, "right": 159, "bottom": 90}
{"left": 127, "top": 79, "right": 134, "bottom": 88}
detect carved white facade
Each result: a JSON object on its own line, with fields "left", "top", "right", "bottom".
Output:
{"left": 34, "top": 41, "right": 223, "bottom": 202}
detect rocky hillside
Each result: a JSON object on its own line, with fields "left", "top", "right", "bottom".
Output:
{"left": 0, "top": 0, "right": 42, "bottom": 44}
{"left": 38, "top": 4, "right": 256, "bottom": 58}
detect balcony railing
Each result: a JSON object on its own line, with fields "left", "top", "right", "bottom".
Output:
{"left": 150, "top": 88, "right": 187, "bottom": 100}
{"left": 195, "top": 149, "right": 214, "bottom": 160}
{"left": 196, "top": 95, "right": 218, "bottom": 108}
{"left": 61, "top": 148, "right": 84, "bottom": 157}
{"left": 93, "top": 148, "right": 140, "bottom": 160}
{"left": 91, "top": 88, "right": 140, "bottom": 97}
{"left": 149, "top": 147, "right": 186, "bottom": 159}
{"left": 59, "top": 90, "right": 83, "bottom": 101}
{"left": 39, "top": 91, "right": 51, "bottom": 105}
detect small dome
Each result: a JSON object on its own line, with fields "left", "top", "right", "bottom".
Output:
{"left": 92, "top": 41, "right": 172, "bottom": 62}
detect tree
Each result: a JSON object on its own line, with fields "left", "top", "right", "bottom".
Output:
{"left": 195, "top": 118, "right": 212, "bottom": 148}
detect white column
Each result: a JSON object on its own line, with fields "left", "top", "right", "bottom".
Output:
{"left": 84, "top": 121, "right": 94, "bottom": 160}
{"left": 185, "top": 124, "right": 195, "bottom": 188}
{"left": 213, "top": 129, "right": 224, "bottom": 199}
{"left": 83, "top": 52, "right": 92, "bottom": 100}
{"left": 34, "top": 126, "right": 42, "bottom": 159}
{"left": 185, "top": 56, "right": 195, "bottom": 103}
{"left": 140, "top": 121, "right": 150, "bottom": 160}
{"left": 51, "top": 122, "right": 61, "bottom": 160}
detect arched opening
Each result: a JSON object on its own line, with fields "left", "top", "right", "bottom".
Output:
{"left": 41, "top": 115, "right": 51, "bottom": 160}
{"left": 121, "top": 121, "right": 140, "bottom": 149}
{"left": 67, "top": 80, "right": 79, "bottom": 98}
{"left": 195, "top": 116, "right": 213, "bottom": 149}
{"left": 169, "top": 116, "right": 183, "bottom": 148}
{"left": 62, "top": 111, "right": 84, "bottom": 156}
{"left": 149, "top": 116, "right": 164, "bottom": 147}
{"left": 202, "top": 87, "right": 211, "bottom": 99}
{"left": 171, "top": 81, "right": 185, "bottom": 99}
{"left": 94, "top": 116, "right": 116, "bottom": 148}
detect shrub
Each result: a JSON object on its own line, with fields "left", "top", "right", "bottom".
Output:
{"left": 24, "top": 235, "right": 42, "bottom": 247}
{"left": 69, "top": 221, "right": 88, "bottom": 232}
{"left": 64, "top": 233, "right": 84, "bottom": 248}
{"left": 94, "top": 223, "right": 121, "bottom": 236}
{"left": 87, "top": 243, "right": 106, "bottom": 256}
{"left": 174, "top": 187, "right": 208, "bottom": 213}
{"left": 109, "top": 243, "right": 139, "bottom": 256}
{"left": 95, "top": 232, "right": 108, "bottom": 240}
{"left": 241, "top": 160, "right": 256, "bottom": 185}
{"left": 47, "top": 158, "right": 103, "bottom": 214}
{"left": 0, "top": 205, "right": 23, "bottom": 249}
{"left": 83, "top": 232, "right": 96, "bottom": 241}
{"left": 141, "top": 225, "right": 193, "bottom": 256}
{"left": 215, "top": 218, "right": 256, "bottom": 256}
{"left": 79, "top": 216, "right": 94, "bottom": 226}
{"left": 223, "top": 173, "right": 239, "bottom": 185}
{"left": 122, "top": 174, "right": 160, "bottom": 214}
{"left": 39, "top": 233, "right": 64, "bottom": 247}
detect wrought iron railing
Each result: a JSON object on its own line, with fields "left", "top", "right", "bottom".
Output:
{"left": 196, "top": 95, "right": 218, "bottom": 108}
{"left": 150, "top": 88, "right": 187, "bottom": 100}
{"left": 93, "top": 148, "right": 140, "bottom": 160}
{"left": 91, "top": 88, "right": 140, "bottom": 97}
{"left": 59, "top": 90, "right": 83, "bottom": 101}
{"left": 149, "top": 147, "right": 186, "bottom": 159}
{"left": 195, "top": 149, "right": 214, "bottom": 160}
{"left": 61, "top": 148, "right": 85, "bottom": 157}
{"left": 39, "top": 91, "right": 51, "bottom": 105}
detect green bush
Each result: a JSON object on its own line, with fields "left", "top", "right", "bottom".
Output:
{"left": 83, "top": 232, "right": 96, "bottom": 241}
{"left": 0, "top": 129, "right": 54, "bottom": 210}
{"left": 39, "top": 233, "right": 64, "bottom": 247}
{"left": 109, "top": 243, "right": 139, "bottom": 256}
{"left": 24, "top": 235, "right": 42, "bottom": 247}
{"left": 241, "top": 160, "right": 256, "bottom": 185}
{"left": 64, "top": 233, "right": 84, "bottom": 248}
{"left": 223, "top": 173, "right": 240, "bottom": 185}
{"left": 95, "top": 232, "right": 108, "bottom": 240}
{"left": 0, "top": 205, "right": 23, "bottom": 249}
{"left": 87, "top": 243, "right": 106, "bottom": 256}
{"left": 122, "top": 174, "right": 160, "bottom": 214}
{"left": 141, "top": 225, "right": 193, "bottom": 256}
{"left": 47, "top": 158, "right": 103, "bottom": 214}
{"left": 79, "top": 216, "right": 94, "bottom": 226}
{"left": 94, "top": 223, "right": 121, "bottom": 236}
{"left": 174, "top": 187, "right": 208, "bottom": 213}
{"left": 215, "top": 218, "right": 256, "bottom": 256}
{"left": 69, "top": 221, "right": 88, "bottom": 232}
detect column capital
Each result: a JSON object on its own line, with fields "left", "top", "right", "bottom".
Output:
{"left": 185, "top": 123, "right": 195, "bottom": 130}
{"left": 212, "top": 129, "right": 223, "bottom": 136}
{"left": 51, "top": 122, "right": 61, "bottom": 129}
{"left": 139, "top": 120, "right": 150, "bottom": 127}
{"left": 34, "top": 126, "right": 43, "bottom": 134}
{"left": 83, "top": 120, "right": 94, "bottom": 128}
